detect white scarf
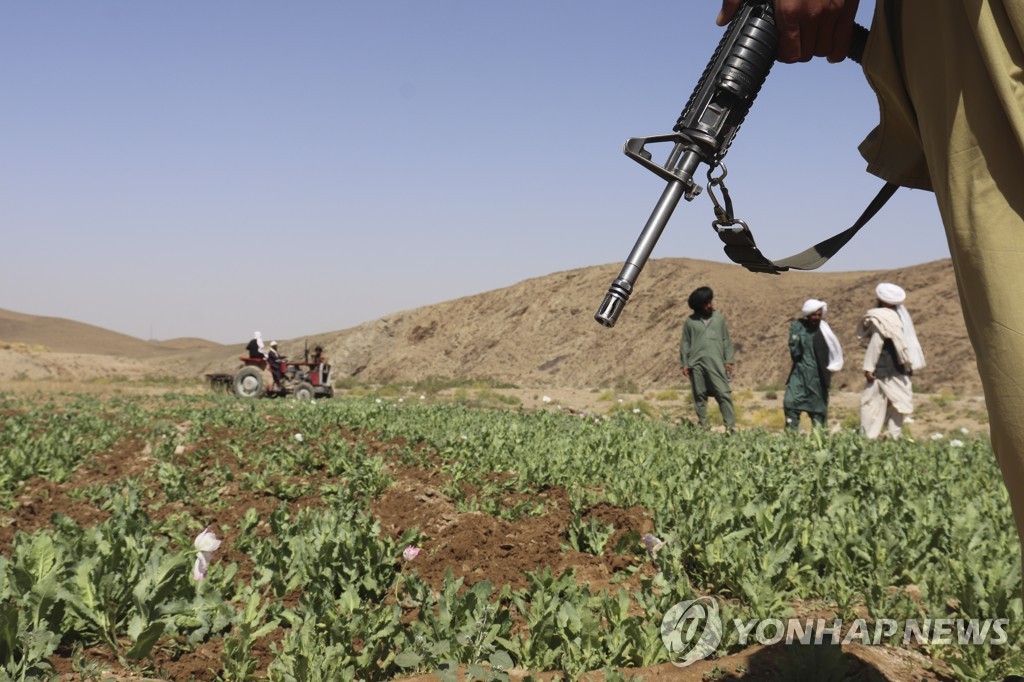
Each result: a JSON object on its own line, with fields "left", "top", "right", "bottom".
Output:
{"left": 857, "top": 307, "right": 926, "bottom": 371}
{"left": 801, "top": 299, "right": 844, "bottom": 372}
{"left": 895, "top": 305, "right": 926, "bottom": 370}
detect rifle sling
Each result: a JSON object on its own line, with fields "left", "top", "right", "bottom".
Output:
{"left": 715, "top": 181, "right": 899, "bottom": 274}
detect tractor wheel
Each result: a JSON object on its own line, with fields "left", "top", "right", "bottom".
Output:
{"left": 293, "top": 382, "right": 315, "bottom": 401}
{"left": 233, "top": 366, "right": 266, "bottom": 398}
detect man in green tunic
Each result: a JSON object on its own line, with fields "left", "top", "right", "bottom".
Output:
{"left": 680, "top": 286, "right": 736, "bottom": 431}
{"left": 784, "top": 299, "right": 843, "bottom": 430}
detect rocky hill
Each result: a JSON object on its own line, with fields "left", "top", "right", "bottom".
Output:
{"left": 194, "top": 257, "right": 978, "bottom": 394}
{"left": 0, "top": 258, "right": 980, "bottom": 394}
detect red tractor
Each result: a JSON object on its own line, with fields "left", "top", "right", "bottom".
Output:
{"left": 208, "top": 343, "right": 334, "bottom": 400}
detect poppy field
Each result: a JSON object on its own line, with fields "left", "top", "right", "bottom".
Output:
{"left": 1, "top": 390, "right": 1022, "bottom": 680}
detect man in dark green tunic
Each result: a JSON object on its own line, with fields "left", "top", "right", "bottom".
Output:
{"left": 784, "top": 299, "right": 843, "bottom": 430}
{"left": 680, "top": 287, "right": 736, "bottom": 431}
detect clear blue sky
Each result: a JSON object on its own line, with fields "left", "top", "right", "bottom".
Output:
{"left": 0, "top": 1, "right": 947, "bottom": 344}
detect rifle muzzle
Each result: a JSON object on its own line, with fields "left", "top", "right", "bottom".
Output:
{"left": 594, "top": 278, "right": 632, "bottom": 328}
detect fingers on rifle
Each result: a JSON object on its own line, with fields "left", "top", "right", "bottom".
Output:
{"left": 827, "top": 0, "right": 860, "bottom": 62}
{"left": 716, "top": 0, "right": 742, "bottom": 27}
{"left": 812, "top": 11, "right": 840, "bottom": 59}
{"left": 717, "top": 0, "right": 858, "bottom": 64}
{"left": 772, "top": 0, "right": 806, "bottom": 63}
{"left": 774, "top": 0, "right": 856, "bottom": 63}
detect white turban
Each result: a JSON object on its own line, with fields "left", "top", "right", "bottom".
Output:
{"left": 876, "top": 283, "right": 906, "bottom": 305}
{"left": 253, "top": 331, "right": 264, "bottom": 351}
{"left": 801, "top": 299, "right": 827, "bottom": 317}
{"left": 801, "top": 299, "right": 843, "bottom": 372}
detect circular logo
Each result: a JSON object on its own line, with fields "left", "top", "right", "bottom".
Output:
{"left": 660, "top": 596, "right": 723, "bottom": 667}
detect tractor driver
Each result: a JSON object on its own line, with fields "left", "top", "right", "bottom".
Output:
{"left": 267, "top": 341, "right": 286, "bottom": 391}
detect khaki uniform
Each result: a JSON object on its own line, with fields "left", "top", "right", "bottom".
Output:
{"left": 860, "top": 1, "right": 1024, "bottom": 569}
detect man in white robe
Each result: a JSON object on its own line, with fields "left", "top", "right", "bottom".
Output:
{"left": 857, "top": 283, "right": 926, "bottom": 439}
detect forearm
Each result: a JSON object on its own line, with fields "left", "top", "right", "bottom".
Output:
{"left": 862, "top": 333, "right": 883, "bottom": 371}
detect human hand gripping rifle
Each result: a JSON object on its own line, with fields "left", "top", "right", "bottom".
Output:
{"left": 594, "top": 1, "right": 877, "bottom": 328}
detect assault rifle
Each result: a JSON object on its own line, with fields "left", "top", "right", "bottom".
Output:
{"left": 594, "top": 1, "right": 879, "bottom": 328}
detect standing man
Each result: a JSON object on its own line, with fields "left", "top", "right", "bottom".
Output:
{"left": 857, "top": 283, "right": 926, "bottom": 440}
{"left": 784, "top": 299, "right": 844, "bottom": 430}
{"left": 680, "top": 286, "right": 736, "bottom": 431}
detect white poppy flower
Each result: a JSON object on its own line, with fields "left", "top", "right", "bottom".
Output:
{"left": 193, "top": 527, "right": 222, "bottom": 581}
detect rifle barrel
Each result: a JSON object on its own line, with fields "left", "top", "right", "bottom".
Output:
{"left": 595, "top": 178, "right": 687, "bottom": 328}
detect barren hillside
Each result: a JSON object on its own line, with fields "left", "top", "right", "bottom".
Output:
{"left": 0, "top": 308, "right": 220, "bottom": 358}
{"left": 1, "top": 258, "right": 980, "bottom": 395}
{"left": 185, "top": 257, "right": 978, "bottom": 394}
